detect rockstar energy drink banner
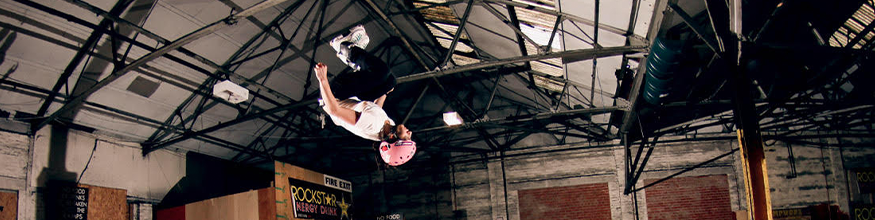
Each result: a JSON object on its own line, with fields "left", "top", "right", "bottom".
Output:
{"left": 289, "top": 177, "right": 353, "bottom": 220}
{"left": 854, "top": 204, "right": 875, "bottom": 220}
{"left": 854, "top": 169, "right": 875, "bottom": 193}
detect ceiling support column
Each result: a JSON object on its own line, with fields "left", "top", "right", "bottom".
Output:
{"left": 715, "top": 0, "right": 773, "bottom": 218}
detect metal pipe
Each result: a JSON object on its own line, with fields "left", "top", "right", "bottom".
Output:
{"left": 399, "top": 45, "right": 646, "bottom": 82}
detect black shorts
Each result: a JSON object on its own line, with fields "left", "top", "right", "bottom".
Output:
{"left": 330, "top": 46, "right": 396, "bottom": 102}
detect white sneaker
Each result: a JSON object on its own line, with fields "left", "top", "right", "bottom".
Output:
{"left": 347, "top": 24, "right": 369, "bottom": 49}
{"left": 330, "top": 34, "right": 346, "bottom": 53}
{"left": 335, "top": 42, "right": 352, "bottom": 67}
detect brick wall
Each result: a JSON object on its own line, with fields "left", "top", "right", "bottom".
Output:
{"left": 518, "top": 183, "right": 611, "bottom": 220}
{"left": 341, "top": 137, "right": 875, "bottom": 220}
{"left": 644, "top": 175, "right": 734, "bottom": 220}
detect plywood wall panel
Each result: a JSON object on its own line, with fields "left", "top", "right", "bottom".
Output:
{"left": 79, "top": 184, "right": 128, "bottom": 220}
{"left": 184, "top": 190, "right": 259, "bottom": 220}
{"left": 0, "top": 191, "right": 17, "bottom": 220}
{"left": 258, "top": 187, "right": 276, "bottom": 220}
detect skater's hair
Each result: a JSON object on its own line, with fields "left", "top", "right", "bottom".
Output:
{"left": 378, "top": 123, "right": 397, "bottom": 143}
{"left": 378, "top": 123, "right": 410, "bottom": 143}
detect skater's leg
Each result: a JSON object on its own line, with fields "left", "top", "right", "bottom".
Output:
{"left": 329, "top": 67, "right": 389, "bottom": 100}
{"left": 329, "top": 71, "right": 365, "bottom": 100}
{"left": 357, "top": 74, "right": 396, "bottom": 102}
{"left": 347, "top": 46, "right": 391, "bottom": 81}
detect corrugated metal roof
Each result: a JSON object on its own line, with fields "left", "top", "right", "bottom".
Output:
{"left": 829, "top": 1, "right": 873, "bottom": 48}
{"left": 414, "top": 1, "right": 459, "bottom": 24}
{"left": 515, "top": 6, "right": 558, "bottom": 30}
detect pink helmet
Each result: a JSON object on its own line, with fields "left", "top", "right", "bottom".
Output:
{"left": 379, "top": 140, "right": 416, "bottom": 166}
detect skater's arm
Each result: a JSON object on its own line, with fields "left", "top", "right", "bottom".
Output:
{"left": 374, "top": 88, "right": 393, "bottom": 107}
{"left": 315, "top": 63, "right": 357, "bottom": 125}
{"left": 374, "top": 94, "right": 387, "bottom": 108}
{"left": 338, "top": 99, "right": 359, "bottom": 109}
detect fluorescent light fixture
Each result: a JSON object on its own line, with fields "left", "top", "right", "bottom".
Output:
{"left": 213, "top": 80, "right": 249, "bottom": 104}
{"left": 443, "top": 112, "right": 463, "bottom": 126}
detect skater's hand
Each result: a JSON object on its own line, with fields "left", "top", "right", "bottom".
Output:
{"left": 314, "top": 63, "right": 328, "bottom": 82}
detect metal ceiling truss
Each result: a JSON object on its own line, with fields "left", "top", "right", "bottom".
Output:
{"left": 146, "top": 40, "right": 406, "bottom": 160}
{"left": 0, "top": 77, "right": 277, "bottom": 159}
{"left": 398, "top": 45, "right": 646, "bottom": 82}
{"left": 16, "top": 0, "right": 292, "bottom": 130}
{"left": 33, "top": 0, "right": 134, "bottom": 119}
{"left": 660, "top": 54, "right": 874, "bottom": 137}
{"left": 144, "top": 0, "right": 373, "bottom": 156}
{"left": 145, "top": 0, "right": 345, "bottom": 142}
{"left": 35, "top": 0, "right": 292, "bottom": 132}
{"left": 390, "top": 1, "right": 645, "bottom": 150}
{"left": 618, "top": 2, "right": 874, "bottom": 213}
{"left": 7, "top": 0, "right": 336, "bottom": 161}
{"left": 17, "top": 0, "right": 846, "bottom": 173}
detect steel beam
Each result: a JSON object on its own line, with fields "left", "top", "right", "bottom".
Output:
{"left": 119, "top": 2, "right": 626, "bottom": 153}
{"left": 65, "top": 0, "right": 296, "bottom": 103}
{"left": 668, "top": 3, "right": 721, "bottom": 55}
{"left": 361, "top": 0, "right": 431, "bottom": 69}
{"left": 440, "top": 0, "right": 475, "bottom": 67}
{"left": 34, "top": 0, "right": 133, "bottom": 117}
{"left": 25, "top": 0, "right": 311, "bottom": 148}
{"left": 530, "top": 70, "right": 615, "bottom": 98}
{"left": 625, "top": 136, "right": 656, "bottom": 194}
{"left": 618, "top": 0, "right": 669, "bottom": 136}
{"left": 484, "top": 0, "right": 644, "bottom": 41}
{"left": 145, "top": 0, "right": 312, "bottom": 145}
{"left": 631, "top": 148, "right": 738, "bottom": 193}
{"left": 415, "top": 106, "right": 622, "bottom": 132}
{"left": 399, "top": 45, "right": 646, "bottom": 83}
{"left": 142, "top": 100, "right": 317, "bottom": 154}
{"left": 481, "top": 3, "right": 540, "bottom": 51}
{"left": 845, "top": 14, "right": 875, "bottom": 49}
{"left": 717, "top": 0, "right": 772, "bottom": 218}
{"left": 402, "top": 83, "right": 431, "bottom": 124}
{"left": 31, "top": 0, "right": 291, "bottom": 132}
{"left": 0, "top": 79, "right": 273, "bottom": 159}
{"left": 388, "top": 0, "right": 466, "bottom": 15}
{"left": 481, "top": 76, "right": 502, "bottom": 118}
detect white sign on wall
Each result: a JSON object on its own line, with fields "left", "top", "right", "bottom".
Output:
{"left": 324, "top": 174, "right": 352, "bottom": 192}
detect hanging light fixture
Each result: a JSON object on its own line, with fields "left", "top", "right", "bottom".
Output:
{"left": 212, "top": 80, "right": 249, "bottom": 104}
{"left": 443, "top": 112, "right": 463, "bottom": 126}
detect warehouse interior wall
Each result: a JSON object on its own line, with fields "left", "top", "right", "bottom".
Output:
{"left": 0, "top": 119, "right": 185, "bottom": 220}
{"left": 3, "top": 116, "right": 875, "bottom": 220}
{"left": 345, "top": 135, "right": 875, "bottom": 220}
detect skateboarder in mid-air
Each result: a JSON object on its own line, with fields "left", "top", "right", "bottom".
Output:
{"left": 314, "top": 24, "right": 416, "bottom": 166}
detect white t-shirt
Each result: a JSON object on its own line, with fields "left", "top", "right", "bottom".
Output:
{"left": 329, "top": 98, "right": 395, "bottom": 141}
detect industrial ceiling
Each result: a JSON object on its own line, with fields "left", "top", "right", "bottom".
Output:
{"left": 0, "top": 0, "right": 872, "bottom": 174}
